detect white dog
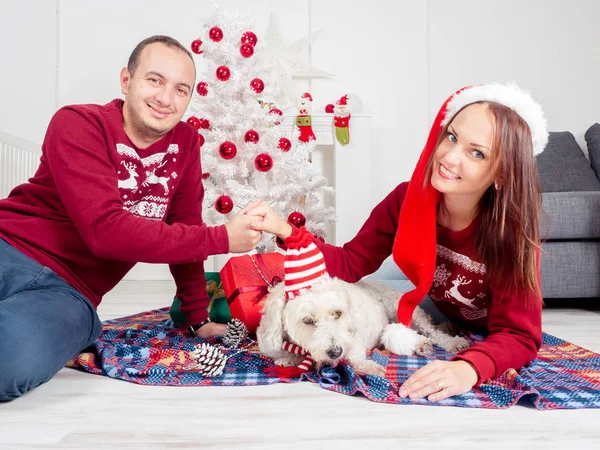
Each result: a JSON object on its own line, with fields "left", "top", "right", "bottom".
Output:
{"left": 257, "top": 276, "right": 470, "bottom": 376}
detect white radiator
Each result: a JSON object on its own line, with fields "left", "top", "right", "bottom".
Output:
{"left": 0, "top": 131, "right": 41, "bottom": 199}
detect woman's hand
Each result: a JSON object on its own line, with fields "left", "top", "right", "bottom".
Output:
{"left": 399, "top": 360, "right": 478, "bottom": 402}
{"left": 246, "top": 202, "right": 292, "bottom": 240}
{"left": 194, "top": 322, "right": 228, "bottom": 339}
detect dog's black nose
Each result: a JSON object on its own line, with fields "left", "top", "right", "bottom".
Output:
{"left": 326, "top": 347, "right": 342, "bottom": 359}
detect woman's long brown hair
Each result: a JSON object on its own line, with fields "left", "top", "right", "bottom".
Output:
{"left": 426, "top": 102, "right": 543, "bottom": 302}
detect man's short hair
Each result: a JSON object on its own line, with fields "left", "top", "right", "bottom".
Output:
{"left": 127, "top": 35, "right": 194, "bottom": 75}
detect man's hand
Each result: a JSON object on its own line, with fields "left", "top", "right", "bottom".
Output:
{"left": 398, "top": 360, "right": 478, "bottom": 402}
{"left": 246, "top": 201, "right": 293, "bottom": 240}
{"left": 194, "top": 322, "right": 228, "bottom": 338}
{"left": 225, "top": 200, "right": 263, "bottom": 253}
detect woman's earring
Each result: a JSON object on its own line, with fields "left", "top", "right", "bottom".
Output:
{"left": 494, "top": 182, "right": 499, "bottom": 190}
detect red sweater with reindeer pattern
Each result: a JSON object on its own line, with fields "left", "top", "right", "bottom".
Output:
{"left": 313, "top": 182, "right": 542, "bottom": 385}
{"left": 0, "top": 99, "right": 229, "bottom": 324}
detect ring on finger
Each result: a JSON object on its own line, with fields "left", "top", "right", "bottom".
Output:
{"left": 435, "top": 379, "right": 445, "bottom": 391}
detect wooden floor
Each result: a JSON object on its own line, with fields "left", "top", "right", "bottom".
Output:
{"left": 1, "top": 280, "right": 599, "bottom": 449}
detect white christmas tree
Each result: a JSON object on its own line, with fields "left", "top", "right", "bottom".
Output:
{"left": 185, "top": 7, "right": 336, "bottom": 252}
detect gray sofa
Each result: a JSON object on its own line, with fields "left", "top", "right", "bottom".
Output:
{"left": 537, "top": 129, "right": 600, "bottom": 298}
{"left": 370, "top": 126, "right": 600, "bottom": 300}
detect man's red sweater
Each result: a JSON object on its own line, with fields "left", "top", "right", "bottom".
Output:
{"left": 0, "top": 99, "right": 228, "bottom": 324}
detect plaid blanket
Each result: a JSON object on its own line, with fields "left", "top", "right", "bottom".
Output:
{"left": 68, "top": 307, "right": 600, "bottom": 409}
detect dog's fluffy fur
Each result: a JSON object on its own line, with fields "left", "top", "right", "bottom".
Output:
{"left": 257, "top": 277, "right": 470, "bottom": 376}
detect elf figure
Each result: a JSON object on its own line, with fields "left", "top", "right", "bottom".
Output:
{"left": 296, "top": 92, "right": 316, "bottom": 143}
{"left": 334, "top": 94, "right": 351, "bottom": 146}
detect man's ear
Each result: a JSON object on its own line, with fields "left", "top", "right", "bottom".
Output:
{"left": 120, "top": 67, "right": 131, "bottom": 96}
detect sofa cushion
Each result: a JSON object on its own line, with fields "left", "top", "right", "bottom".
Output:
{"left": 540, "top": 240, "right": 600, "bottom": 298}
{"left": 541, "top": 191, "right": 600, "bottom": 239}
{"left": 584, "top": 123, "right": 600, "bottom": 181}
{"left": 536, "top": 131, "right": 600, "bottom": 192}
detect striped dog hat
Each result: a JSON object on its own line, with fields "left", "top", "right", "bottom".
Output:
{"left": 283, "top": 226, "right": 328, "bottom": 300}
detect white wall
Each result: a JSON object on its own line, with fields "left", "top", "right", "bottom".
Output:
{"left": 428, "top": 0, "right": 600, "bottom": 153}
{"left": 0, "top": 0, "right": 57, "bottom": 146}
{"left": 1, "top": 0, "right": 599, "bottom": 278}
{"left": 309, "top": 0, "right": 429, "bottom": 202}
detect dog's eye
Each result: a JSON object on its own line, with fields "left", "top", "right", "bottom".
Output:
{"left": 302, "top": 317, "right": 315, "bottom": 325}
{"left": 333, "top": 310, "right": 342, "bottom": 319}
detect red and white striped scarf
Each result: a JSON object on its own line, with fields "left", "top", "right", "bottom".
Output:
{"left": 281, "top": 340, "right": 314, "bottom": 372}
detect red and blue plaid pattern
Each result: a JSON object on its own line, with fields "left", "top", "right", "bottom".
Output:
{"left": 68, "top": 307, "right": 600, "bottom": 409}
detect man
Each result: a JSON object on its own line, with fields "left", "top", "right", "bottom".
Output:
{"left": 0, "top": 35, "right": 261, "bottom": 401}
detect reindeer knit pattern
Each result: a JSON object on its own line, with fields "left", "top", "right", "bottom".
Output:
{"left": 0, "top": 99, "right": 229, "bottom": 324}
{"left": 427, "top": 242, "right": 493, "bottom": 325}
{"left": 115, "top": 142, "right": 183, "bottom": 218}
{"left": 282, "top": 341, "right": 314, "bottom": 372}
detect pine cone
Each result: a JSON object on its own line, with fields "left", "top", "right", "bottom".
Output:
{"left": 222, "top": 319, "right": 249, "bottom": 348}
{"left": 191, "top": 343, "right": 227, "bottom": 377}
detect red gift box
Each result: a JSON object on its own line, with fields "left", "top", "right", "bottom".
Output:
{"left": 219, "top": 253, "right": 285, "bottom": 333}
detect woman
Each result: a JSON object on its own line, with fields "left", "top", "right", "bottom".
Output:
{"left": 249, "top": 83, "right": 547, "bottom": 401}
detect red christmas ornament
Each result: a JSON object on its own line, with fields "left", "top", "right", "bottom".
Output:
{"left": 199, "top": 118, "right": 210, "bottom": 129}
{"left": 325, "top": 104, "right": 335, "bottom": 113}
{"left": 254, "top": 153, "right": 273, "bottom": 172}
{"left": 241, "top": 31, "right": 258, "bottom": 47}
{"left": 209, "top": 27, "right": 223, "bottom": 42}
{"left": 249, "top": 78, "right": 264, "bottom": 94}
{"left": 287, "top": 211, "right": 306, "bottom": 228}
{"left": 202, "top": 172, "right": 210, "bottom": 180}
{"left": 269, "top": 108, "right": 283, "bottom": 126}
{"left": 244, "top": 129, "right": 260, "bottom": 144}
{"left": 190, "top": 39, "right": 203, "bottom": 54}
{"left": 216, "top": 66, "right": 231, "bottom": 81}
{"left": 196, "top": 82, "right": 208, "bottom": 96}
{"left": 219, "top": 141, "right": 237, "bottom": 160}
{"left": 240, "top": 43, "right": 254, "bottom": 58}
{"left": 186, "top": 116, "right": 201, "bottom": 129}
{"left": 278, "top": 137, "right": 292, "bottom": 152}
{"left": 215, "top": 195, "right": 234, "bottom": 214}
{"left": 198, "top": 133, "right": 205, "bottom": 148}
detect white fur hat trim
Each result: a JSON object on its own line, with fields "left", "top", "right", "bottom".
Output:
{"left": 441, "top": 83, "right": 548, "bottom": 156}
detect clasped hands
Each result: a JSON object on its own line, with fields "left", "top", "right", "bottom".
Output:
{"left": 224, "top": 200, "right": 291, "bottom": 253}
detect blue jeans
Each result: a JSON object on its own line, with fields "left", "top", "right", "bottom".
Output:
{"left": 0, "top": 238, "right": 102, "bottom": 401}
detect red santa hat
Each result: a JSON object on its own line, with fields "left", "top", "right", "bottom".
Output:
{"left": 301, "top": 92, "right": 313, "bottom": 102}
{"left": 337, "top": 95, "right": 349, "bottom": 106}
{"left": 283, "top": 226, "right": 328, "bottom": 300}
{"left": 392, "top": 82, "right": 548, "bottom": 327}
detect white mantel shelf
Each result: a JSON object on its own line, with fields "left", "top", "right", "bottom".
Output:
{"left": 281, "top": 113, "right": 371, "bottom": 147}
